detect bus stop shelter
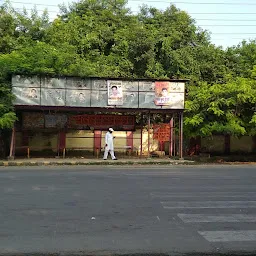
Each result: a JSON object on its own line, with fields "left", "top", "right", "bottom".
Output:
{"left": 10, "top": 75, "right": 187, "bottom": 159}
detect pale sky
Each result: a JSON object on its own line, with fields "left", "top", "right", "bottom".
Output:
{"left": 4, "top": 0, "right": 256, "bottom": 49}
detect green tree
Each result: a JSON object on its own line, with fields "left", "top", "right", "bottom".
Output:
{"left": 184, "top": 78, "right": 256, "bottom": 137}
{"left": 1, "top": 0, "right": 256, "bottom": 140}
{"left": 226, "top": 40, "right": 256, "bottom": 78}
{"left": 0, "top": 3, "right": 17, "bottom": 53}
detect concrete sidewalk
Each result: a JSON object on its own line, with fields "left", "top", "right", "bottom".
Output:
{"left": 0, "top": 157, "right": 194, "bottom": 166}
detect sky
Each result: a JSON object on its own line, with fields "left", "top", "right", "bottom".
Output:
{"left": 3, "top": 0, "right": 256, "bottom": 49}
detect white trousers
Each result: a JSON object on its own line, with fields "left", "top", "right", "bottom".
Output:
{"left": 103, "top": 148, "right": 116, "bottom": 160}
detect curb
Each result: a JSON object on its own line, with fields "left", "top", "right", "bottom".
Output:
{"left": 0, "top": 160, "right": 195, "bottom": 167}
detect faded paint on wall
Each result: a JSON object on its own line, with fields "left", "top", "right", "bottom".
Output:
{"left": 66, "top": 130, "right": 94, "bottom": 149}
{"left": 230, "top": 136, "right": 253, "bottom": 153}
{"left": 30, "top": 133, "right": 58, "bottom": 151}
{"left": 15, "top": 129, "right": 160, "bottom": 155}
{"left": 15, "top": 132, "right": 22, "bottom": 149}
{"left": 133, "top": 130, "right": 142, "bottom": 153}
{"left": 141, "top": 128, "right": 159, "bottom": 155}
{"left": 201, "top": 136, "right": 225, "bottom": 153}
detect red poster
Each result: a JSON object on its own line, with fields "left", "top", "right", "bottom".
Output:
{"left": 153, "top": 123, "right": 170, "bottom": 142}
{"left": 68, "top": 114, "right": 135, "bottom": 130}
{"left": 154, "top": 81, "right": 172, "bottom": 106}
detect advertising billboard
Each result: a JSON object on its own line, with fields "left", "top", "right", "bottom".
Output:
{"left": 12, "top": 75, "right": 185, "bottom": 110}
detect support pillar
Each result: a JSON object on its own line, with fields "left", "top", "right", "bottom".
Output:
{"left": 173, "top": 116, "right": 176, "bottom": 156}
{"left": 22, "top": 131, "right": 29, "bottom": 146}
{"left": 140, "top": 114, "right": 143, "bottom": 158}
{"left": 169, "top": 117, "right": 174, "bottom": 157}
{"left": 8, "top": 127, "right": 15, "bottom": 160}
{"left": 94, "top": 130, "right": 102, "bottom": 158}
{"left": 126, "top": 131, "right": 133, "bottom": 157}
{"left": 140, "top": 126, "right": 143, "bottom": 158}
{"left": 22, "top": 130, "right": 29, "bottom": 157}
{"left": 179, "top": 112, "right": 184, "bottom": 159}
{"left": 59, "top": 131, "right": 66, "bottom": 157}
{"left": 147, "top": 112, "right": 151, "bottom": 158}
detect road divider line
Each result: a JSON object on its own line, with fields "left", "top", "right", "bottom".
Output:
{"left": 178, "top": 214, "right": 256, "bottom": 223}
{"left": 161, "top": 201, "right": 256, "bottom": 209}
{"left": 198, "top": 230, "right": 256, "bottom": 242}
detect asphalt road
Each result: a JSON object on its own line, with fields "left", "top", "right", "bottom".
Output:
{"left": 1, "top": 165, "right": 256, "bottom": 256}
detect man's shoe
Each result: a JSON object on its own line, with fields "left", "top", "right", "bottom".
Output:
{"left": 113, "top": 158, "right": 118, "bottom": 160}
{"left": 103, "top": 159, "right": 107, "bottom": 160}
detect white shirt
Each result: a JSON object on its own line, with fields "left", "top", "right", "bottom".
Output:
{"left": 105, "top": 131, "right": 114, "bottom": 150}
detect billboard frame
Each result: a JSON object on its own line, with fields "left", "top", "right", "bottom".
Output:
{"left": 12, "top": 75, "right": 188, "bottom": 111}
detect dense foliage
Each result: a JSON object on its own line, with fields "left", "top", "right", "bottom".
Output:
{"left": 0, "top": 0, "right": 256, "bottom": 137}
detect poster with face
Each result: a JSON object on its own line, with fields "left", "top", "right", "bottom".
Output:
{"left": 12, "top": 87, "right": 40, "bottom": 105}
{"left": 107, "top": 80, "right": 123, "bottom": 106}
{"left": 154, "top": 81, "right": 172, "bottom": 106}
{"left": 66, "top": 90, "right": 90, "bottom": 107}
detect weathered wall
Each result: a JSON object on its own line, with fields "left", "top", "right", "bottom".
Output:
{"left": 15, "top": 131, "right": 58, "bottom": 152}
{"left": 230, "top": 136, "right": 253, "bottom": 153}
{"left": 201, "top": 136, "right": 225, "bottom": 154}
{"left": 201, "top": 135, "right": 255, "bottom": 154}
{"left": 15, "top": 130, "right": 256, "bottom": 157}
{"left": 15, "top": 128, "right": 159, "bottom": 156}
{"left": 66, "top": 130, "right": 94, "bottom": 149}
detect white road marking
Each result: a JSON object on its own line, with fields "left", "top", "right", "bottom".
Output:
{"left": 124, "top": 172, "right": 183, "bottom": 176}
{"left": 178, "top": 214, "right": 256, "bottom": 223}
{"left": 157, "top": 216, "right": 160, "bottom": 221}
{"left": 151, "top": 186, "right": 256, "bottom": 189}
{"left": 199, "top": 230, "right": 256, "bottom": 242}
{"left": 151, "top": 192, "right": 256, "bottom": 198}
{"left": 161, "top": 201, "right": 256, "bottom": 209}
{"left": 151, "top": 191, "right": 256, "bottom": 196}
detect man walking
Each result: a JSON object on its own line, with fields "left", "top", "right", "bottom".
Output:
{"left": 103, "top": 128, "right": 117, "bottom": 160}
